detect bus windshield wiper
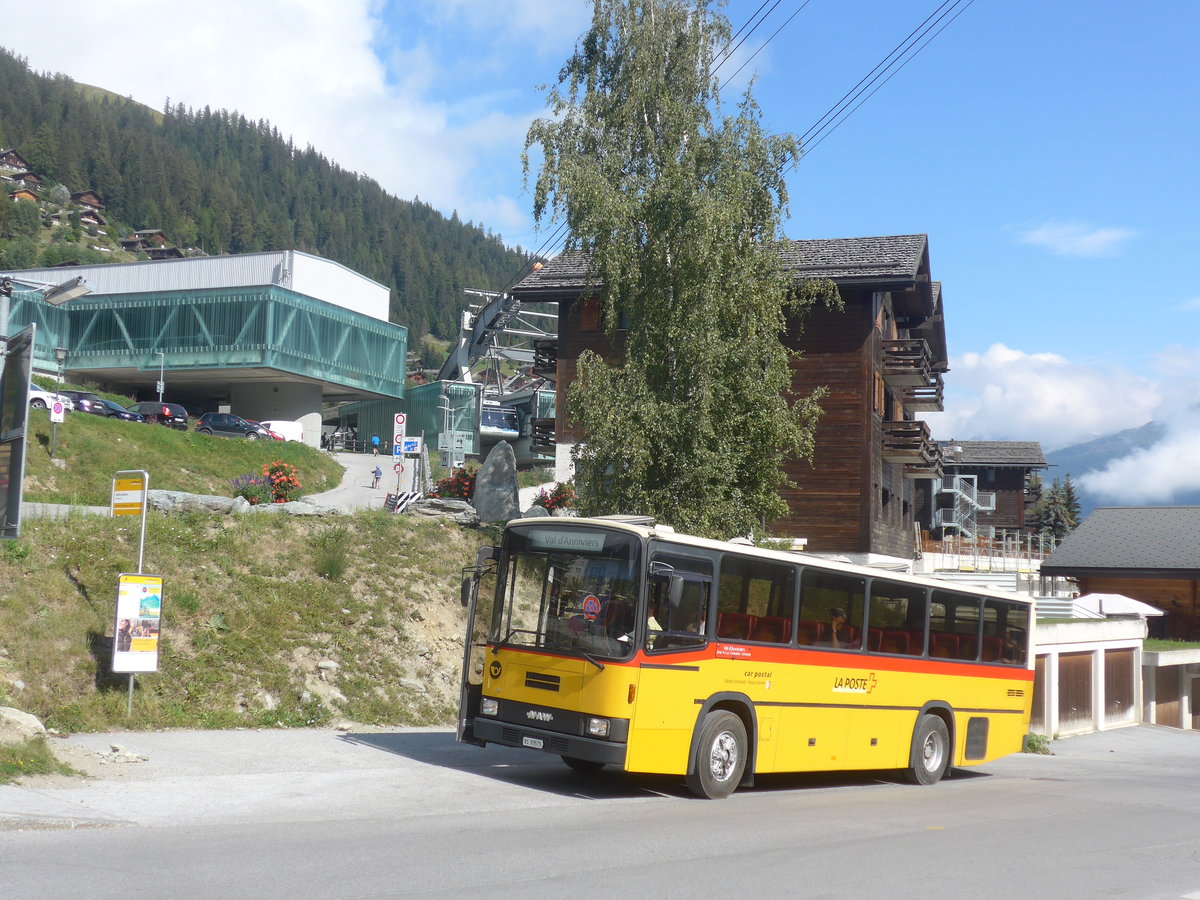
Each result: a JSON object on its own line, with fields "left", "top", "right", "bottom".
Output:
{"left": 493, "top": 627, "right": 537, "bottom": 653}
{"left": 577, "top": 650, "right": 605, "bottom": 671}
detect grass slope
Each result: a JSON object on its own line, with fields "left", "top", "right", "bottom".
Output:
{"left": 4, "top": 409, "right": 489, "bottom": 732}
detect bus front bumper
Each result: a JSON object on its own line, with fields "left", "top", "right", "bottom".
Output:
{"left": 472, "top": 718, "right": 628, "bottom": 766}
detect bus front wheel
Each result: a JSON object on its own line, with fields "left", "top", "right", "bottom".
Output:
{"left": 687, "top": 711, "right": 747, "bottom": 799}
{"left": 905, "top": 713, "right": 950, "bottom": 785}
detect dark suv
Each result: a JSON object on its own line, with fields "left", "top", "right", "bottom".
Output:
{"left": 59, "top": 390, "right": 107, "bottom": 416}
{"left": 194, "top": 412, "right": 271, "bottom": 440}
{"left": 128, "top": 401, "right": 189, "bottom": 429}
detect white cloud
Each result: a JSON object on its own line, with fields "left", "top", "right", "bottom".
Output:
{"left": 1081, "top": 344, "right": 1200, "bottom": 503}
{"left": 1019, "top": 221, "right": 1134, "bottom": 257}
{"left": 1078, "top": 421, "right": 1200, "bottom": 503}
{"left": 923, "top": 342, "right": 1160, "bottom": 451}
{"left": 1174, "top": 296, "right": 1200, "bottom": 311}
{"left": 11, "top": 0, "right": 567, "bottom": 249}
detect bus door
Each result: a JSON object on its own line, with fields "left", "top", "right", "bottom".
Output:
{"left": 457, "top": 546, "right": 497, "bottom": 745}
{"left": 626, "top": 554, "right": 713, "bottom": 774}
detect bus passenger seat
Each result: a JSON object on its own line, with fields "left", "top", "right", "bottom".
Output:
{"left": 796, "top": 620, "right": 822, "bottom": 645}
{"left": 717, "top": 613, "right": 757, "bottom": 640}
{"left": 958, "top": 636, "right": 978, "bottom": 660}
{"left": 981, "top": 636, "right": 1003, "bottom": 661}
{"left": 750, "top": 616, "right": 789, "bottom": 643}
{"left": 880, "top": 630, "right": 909, "bottom": 654}
{"left": 867, "top": 627, "right": 883, "bottom": 651}
{"left": 931, "top": 633, "right": 958, "bottom": 659}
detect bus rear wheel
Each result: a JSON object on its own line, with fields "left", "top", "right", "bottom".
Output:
{"left": 687, "top": 711, "right": 747, "bottom": 799}
{"left": 905, "top": 713, "right": 950, "bottom": 785}
{"left": 561, "top": 755, "right": 605, "bottom": 774}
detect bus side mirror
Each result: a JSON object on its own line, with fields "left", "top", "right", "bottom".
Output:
{"left": 460, "top": 574, "right": 473, "bottom": 608}
{"left": 476, "top": 546, "right": 497, "bottom": 567}
{"left": 665, "top": 575, "right": 684, "bottom": 610}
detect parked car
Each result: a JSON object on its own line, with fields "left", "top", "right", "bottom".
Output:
{"left": 59, "top": 390, "right": 108, "bottom": 416}
{"left": 194, "top": 412, "right": 272, "bottom": 440}
{"left": 245, "top": 420, "right": 285, "bottom": 441}
{"left": 127, "top": 401, "right": 189, "bottom": 429}
{"left": 98, "top": 399, "right": 146, "bottom": 422}
{"left": 28, "top": 385, "right": 74, "bottom": 411}
{"left": 258, "top": 419, "right": 304, "bottom": 443}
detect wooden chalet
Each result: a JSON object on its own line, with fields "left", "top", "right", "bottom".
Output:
{"left": 509, "top": 233, "right": 947, "bottom": 561}
{"left": 8, "top": 188, "right": 37, "bottom": 203}
{"left": 70, "top": 190, "right": 106, "bottom": 211}
{"left": 4, "top": 170, "right": 42, "bottom": 187}
{"left": 120, "top": 229, "right": 174, "bottom": 255}
{"left": 1041, "top": 506, "right": 1200, "bottom": 641}
{"left": 915, "top": 440, "right": 1048, "bottom": 540}
{"left": 0, "top": 149, "right": 31, "bottom": 172}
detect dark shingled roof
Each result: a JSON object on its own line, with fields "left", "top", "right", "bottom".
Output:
{"left": 939, "top": 441, "right": 1048, "bottom": 468}
{"left": 513, "top": 234, "right": 929, "bottom": 298}
{"left": 1041, "top": 507, "right": 1200, "bottom": 576}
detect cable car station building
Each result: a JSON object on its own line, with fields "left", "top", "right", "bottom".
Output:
{"left": 4, "top": 251, "right": 408, "bottom": 446}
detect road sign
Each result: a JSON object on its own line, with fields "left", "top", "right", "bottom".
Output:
{"left": 402, "top": 437, "right": 422, "bottom": 454}
{"left": 50, "top": 400, "right": 65, "bottom": 423}
{"left": 394, "top": 412, "right": 407, "bottom": 429}
{"left": 394, "top": 463, "right": 403, "bottom": 473}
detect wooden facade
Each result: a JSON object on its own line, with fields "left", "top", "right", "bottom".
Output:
{"left": 1042, "top": 507, "right": 1200, "bottom": 641}
{"left": 915, "top": 441, "right": 1047, "bottom": 540}
{"left": 512, "top": 234, "right": 948, "bottom": 560}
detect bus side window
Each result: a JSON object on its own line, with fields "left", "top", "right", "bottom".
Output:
{"left": 798, "top": 569, "right": 864, "bottom": 648}
{"left": 984, "top": 597, "right": 1028, "bottom": 665}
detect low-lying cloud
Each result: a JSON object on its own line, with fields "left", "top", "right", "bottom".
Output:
{"left": 924, "top": 343, "right": 1160, "bottom": 451}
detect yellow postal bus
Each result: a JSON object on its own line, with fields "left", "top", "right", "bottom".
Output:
{"left": 457, "top": 516, "right": 1033, "bottom": 798}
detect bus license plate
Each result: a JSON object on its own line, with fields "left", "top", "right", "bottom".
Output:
{"left": 522, "top": 736, "right": 544, "bottom": 749}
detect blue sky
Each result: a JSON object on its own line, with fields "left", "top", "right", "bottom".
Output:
{"left": 10, "top": 0, "right": 1200, "bottom": 501}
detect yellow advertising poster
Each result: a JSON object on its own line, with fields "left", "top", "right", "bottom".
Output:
{"left": 111, "top": 475, "right": 146, "bottom": 516}
{"left": 112, "top": 573, "right": 163, "bottom": 673}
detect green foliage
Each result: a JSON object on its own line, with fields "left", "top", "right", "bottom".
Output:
{"left": 20, "top": 409, "right": 341, "bottom": 506}
{"left": 531, "top": 481, "right": 575, "bottom": 512}
{"left": 0, "top": 737, "right": 76, "bottom": 784}
{"left": 0, "top": 511, "right": 489, "bottom": 732}
{"left": 524, "top": 0, "right": 837, "bottom": 539}
{"left": 1034, "top": 475, "right": 1081, "bottom": 541}
{"left": 311, "top": 524, "right": 352, "bottom": 581}
{"left": 430, "top": 467, "right": 476, "bottom": 500}
{"left": 0, "top": 48, "right": 530, "bottom": 338}
{"left": 1023, "top": 733, "right": 1053, "bottom": 755}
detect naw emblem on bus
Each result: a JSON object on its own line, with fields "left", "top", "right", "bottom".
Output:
{"left": 833, "top": 673, "right": 877, "bottom": 694}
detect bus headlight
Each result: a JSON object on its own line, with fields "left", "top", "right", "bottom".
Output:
{"left": 480, "top": 698, "right": 499, "bottom": 716}
{"left": 587, "top": 717, "right": 610, "bottom": 738}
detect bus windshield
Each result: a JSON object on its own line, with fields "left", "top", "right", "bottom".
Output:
{"left": 494, "top": 524, "right": 642, "bottom": 661}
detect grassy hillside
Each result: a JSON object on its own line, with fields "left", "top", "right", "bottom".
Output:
{"left": 22, "top": 403, "right": 343, "bottom": 506}
{"left": 3, "top": 409, "right": 488, "bottom": 732}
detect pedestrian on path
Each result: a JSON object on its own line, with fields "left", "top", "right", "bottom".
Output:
{"left": 371, "top": 434, "right": 380, "bottom": 456}
{"left": 372, "top": 464, "right": 382, "bottom": 489}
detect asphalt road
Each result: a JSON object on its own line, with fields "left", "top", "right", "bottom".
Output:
{"left": 3, "top": 724, "right": 1200, "bottom": 898}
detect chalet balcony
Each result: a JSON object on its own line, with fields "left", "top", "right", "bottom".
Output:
{"left": 533, "top": 338, "right": 558, "bottom": 376}
{"left": 882, "top": 420, "right": 942, "bottom": 476}
{"left": 530, "top": 417, "right": 556, "bottom": 451}
{"left": 882, "top": 338, "right": 935, "bottom": 387}
{"left": 900, "top": 373, "right": 944, "bottom": 411}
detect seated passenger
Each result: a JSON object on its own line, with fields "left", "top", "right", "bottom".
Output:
{"left": 828, "top": 608, "right": 857, "bottom": 649}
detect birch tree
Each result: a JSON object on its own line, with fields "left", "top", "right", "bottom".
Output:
{"left": 525, "top": 0, "right": 836, "bottom": 538}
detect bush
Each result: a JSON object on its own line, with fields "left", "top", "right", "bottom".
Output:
{"left": 532, "top": 481, "right": 575, "bottom": 512}
{"left": 262, "top": 460, "right": 302, "bottom": 502}
{"left": 1023, "top": 733, "right": 1053, "bottom": 755}
{"left": 430, "top": 467, "right": 476, "bottom": 500}
{"left": 231, "top": 473, "right": 272, "bottom": 505}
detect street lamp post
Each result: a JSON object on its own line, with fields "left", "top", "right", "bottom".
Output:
{"left": 156, "top": 351, "right": 165, "bottom": 403}
{"left": 50, "top": 346, "right": 68, "bottom": 459}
